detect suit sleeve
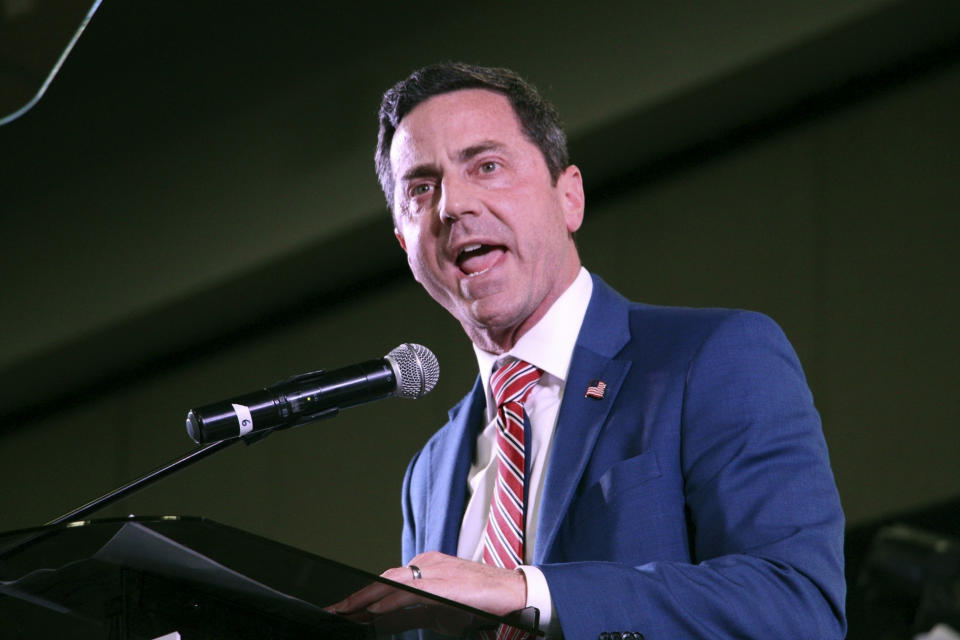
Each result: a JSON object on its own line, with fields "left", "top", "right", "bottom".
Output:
{"left": 539, "top": 312, "right": 846, "bottom": 639}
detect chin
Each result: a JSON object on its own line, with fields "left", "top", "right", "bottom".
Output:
{"left": 469, "top": 305, "right": 529, "bottom": 334}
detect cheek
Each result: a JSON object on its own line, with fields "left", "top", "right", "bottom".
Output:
{"left": 401, "top": 234, "right": 439, "bottom": 284}
{"left": 397, "top": 217, "right": 452, "bottom": 287}
{"left": 397, "top": 217, "right": 424, "bottom": 251}
{"left": 405, "top": 240, "right": 429, "bottom": 277}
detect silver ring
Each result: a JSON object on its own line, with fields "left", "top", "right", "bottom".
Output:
{"left": 409, "top": 564, "right": 422, "bottom": 580}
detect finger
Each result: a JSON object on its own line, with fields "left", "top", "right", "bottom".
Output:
{"left": 366, "top": 584, "right": 433, "bottom": 614}
{"left": 328, "top": 606, "right": 378, "bottom": 624}
{"left": 324, "top": 580, "right": 396, "bottom": 614}
{"left": 381, "top": 565, "right": 420, "bottom": 584}
{"left": 371, "top": 605, "right": 435, "bottom": 633}
{"left": 408, "top": 550, "right": 450, "bottom": 570}
{"left": 372, "top": 603, "right": 459, "bottom": 633}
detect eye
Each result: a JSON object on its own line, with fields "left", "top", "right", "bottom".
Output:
{"left": 409, "top": 182, "right": 433, "bottom": 198}
{"left": 478, "top": 161, "right": 499, "bottom": 174}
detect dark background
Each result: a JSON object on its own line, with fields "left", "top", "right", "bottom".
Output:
{"left": 1, "top": 1, "right": 958, "bottom": 623}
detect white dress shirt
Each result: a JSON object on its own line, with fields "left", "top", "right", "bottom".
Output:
{"left": 457, "top": 267, "right": 593, "bottom": 635}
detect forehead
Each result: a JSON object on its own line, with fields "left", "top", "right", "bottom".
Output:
{"left": 390, "top": 89, "right": 526, "bottom": 168}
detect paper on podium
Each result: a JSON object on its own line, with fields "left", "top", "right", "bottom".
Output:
{"left": 92, "top": 520, "right": 323, "bottom": 611}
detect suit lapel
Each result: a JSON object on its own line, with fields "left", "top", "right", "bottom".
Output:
{"left": 534, "top": 276, "right": 632, "bottom": 564}
{"left": 424, "top": 377, "right": 485, "bottom": 555}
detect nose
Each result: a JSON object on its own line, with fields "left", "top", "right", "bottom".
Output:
{"left": 438, "top": 174, "right": 479, "bottom": 224}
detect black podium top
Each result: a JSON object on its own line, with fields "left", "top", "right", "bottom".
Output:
{"left": 0, "top": 516, "right": 539, "bottom": 639}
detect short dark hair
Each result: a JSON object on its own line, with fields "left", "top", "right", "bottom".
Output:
{"left": 375, "top": 62, "right": 569, "bottom": 215}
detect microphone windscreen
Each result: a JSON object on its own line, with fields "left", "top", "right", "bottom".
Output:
{"left": 387, "top": 343, "right": 439, "bottom": 399}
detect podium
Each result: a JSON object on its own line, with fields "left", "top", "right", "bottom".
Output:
{"left": 0, "top": 517, "right": 539, "bottom": 639}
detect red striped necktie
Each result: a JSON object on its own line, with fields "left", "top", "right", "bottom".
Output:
{"left": 481, "top": 359, "right": 542, "bottom": 570}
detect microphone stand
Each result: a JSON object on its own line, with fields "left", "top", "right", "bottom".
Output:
{"left": 2, "top": 435, "right": 266, "bottom": 562}
{"left": 2, "top": 414, "right": 340, "bottom": 561}
{"left": 47, "top": 432, "right": 270, "bottom": 526}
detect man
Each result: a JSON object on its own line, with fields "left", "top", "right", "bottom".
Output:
{"left": 334, "top": 63, "right": 845, "bottom": 638}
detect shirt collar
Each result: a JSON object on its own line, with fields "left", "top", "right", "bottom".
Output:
{"left": 474, "top": 267, "right": 593, "bottom": 397}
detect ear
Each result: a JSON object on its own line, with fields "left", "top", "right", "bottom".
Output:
{"left": 557, "top": 165, "right": 585, "bottom": 233}
{"left": 394, "top": 227, "right": 407, "bottom": 252}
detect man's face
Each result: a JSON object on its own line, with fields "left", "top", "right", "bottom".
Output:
{"left": 390, "top": 89, "right": 585, "bottom": 353}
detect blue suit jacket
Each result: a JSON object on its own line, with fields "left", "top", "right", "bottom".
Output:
{"left": 401, "top": 275, "right": 846, "bottom": 639}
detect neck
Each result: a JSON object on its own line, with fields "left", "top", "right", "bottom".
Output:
{"left": 465, "top": 325, "right": 524, "bottom": 355}
{"left": 465, "top": 263, "right": 582, "bottom": 355}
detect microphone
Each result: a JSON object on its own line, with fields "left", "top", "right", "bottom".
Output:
{"left": 185, "top": 343, "right": 439, "bottom": 444}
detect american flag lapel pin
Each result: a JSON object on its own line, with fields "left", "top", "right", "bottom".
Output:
{"left": 585, "top": 380, "right": 607, "bottom": 399}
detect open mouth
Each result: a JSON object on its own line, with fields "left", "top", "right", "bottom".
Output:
{"left": 456, "top": 243, "right": 505, "bottom": 277}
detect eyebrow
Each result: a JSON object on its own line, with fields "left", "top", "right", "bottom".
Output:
{"left": 400, "top": 164, "right": 440, "bottom": 183}
{"left": 399, "top": 140, "right": 507, "bottom": 183}
{"left": 456, "top": 140, "right": 505, "bottom": 163}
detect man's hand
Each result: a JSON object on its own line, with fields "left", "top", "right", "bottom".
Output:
{"left": 327, "top": 551, "right": 527, "bottom": 619}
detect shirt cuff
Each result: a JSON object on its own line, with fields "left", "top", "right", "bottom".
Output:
{"left": 517, "top": 565, "right": 561, "bottom": 637}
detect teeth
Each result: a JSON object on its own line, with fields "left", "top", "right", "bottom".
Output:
{"left": 455, "top": 243, "right": 498, "bottom": 278}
